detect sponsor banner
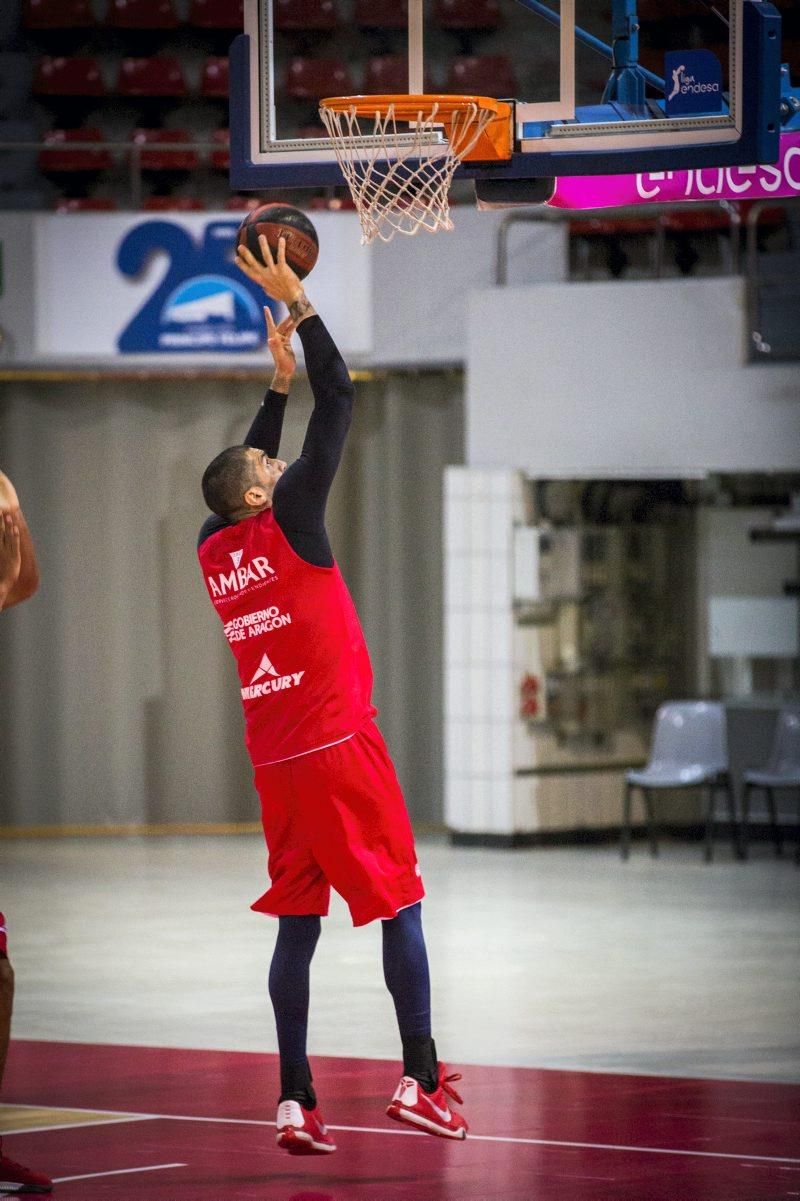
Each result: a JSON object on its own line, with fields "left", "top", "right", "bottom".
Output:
{"left": 548, "top": 131, "right": 800, "bottom": 211}
{"left": 26, "top": 210, "right": 371, "bottom": 361}
{"left": 664, "top": 50, "right": 723, "bottom": 117}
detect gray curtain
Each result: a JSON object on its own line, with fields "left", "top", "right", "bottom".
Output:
{"left": 0, "top": 371, "right": 462, "bottom": 829}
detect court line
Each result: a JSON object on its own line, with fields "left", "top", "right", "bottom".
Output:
{"left": 13, "top": 1104, "right": 800, "bottom": 1167}
{"left": 53, "top": 1164, "right": 186, "bottom": 1183}
{"left": 0, "top": 1117, "right": 155, "bottom": 1136}
{"left": 156, "top": 1113, "right": 800, "bottom": 1165}
{"left": 3, "top": 1103, "right": 156, "bottom": 1118}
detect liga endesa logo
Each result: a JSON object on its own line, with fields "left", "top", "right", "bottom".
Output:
{"left": 664, "top": 50, "right": 723, "bottom": 116}
{"left": 206, "top": 549, "right": 276, "bottom": 599}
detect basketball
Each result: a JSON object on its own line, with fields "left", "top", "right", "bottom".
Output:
{"left": 237, "top": 203, "right": 319, "bottom": 280}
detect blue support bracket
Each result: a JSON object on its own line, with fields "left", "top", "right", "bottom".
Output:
{"left": 602, "top": 0, "right": 651, "bottom": 107}
{"left": 512, "top": 0, "right": 665, "bottom": 93}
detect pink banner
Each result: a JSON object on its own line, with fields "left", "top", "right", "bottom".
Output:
{"left": 547, "top": 131, "right": 800, "bottom": 210}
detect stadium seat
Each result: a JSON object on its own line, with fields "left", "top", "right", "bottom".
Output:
{"left": 224, "top": 193, "right": 263, "bottom": 211}
{"left": 659, "top": 209, "right": 734, "bottom": 234}
{"left": 274, "top": 0, "right": 337, "bottom": 31}
{"left": 570, "top": 216, "right": 659, "bottom": 238}
{"left": 24, "top": 0, "right": 94, "bottom": 30}
{"left": 656, "top": 207, "right": 737, "bottom": 277}
{"left": 53, "top": 196, "right": 118, "bottom": 211}
{"left": 354, "top": 0, "right": 407, "bottom": 30}
{"left": 33, "top": 55, "right": 106, "bottom": 96}
{"left": 209, "top": 127, "right": 229, "bottom": 170}
{"left": 308, "top": 194, "right": 356, "bottom": 211}
{"left": 189, "top": 0, "right": 243, "bottom": 28}
{"left": 570, "top": 215, "right": 659, "bottom": 280}
{"left": 141, "top": 194, "right": 205, "bottom": 210}
{"left": 447, "top": 54, "right": 516, "bottom": 97}
{"left": 200, "top": 56, "right": 229, "bottom": 97}
{"left": 131, "top": 128, "right": 199, "bottom": 171}
{"left": 107, "top": 0, "right": 179, "bottom": 30}
{"left": 39, "top": 127, "right": 113, "bottom": 172}
{"left": 435, "top": 0, "right": 501, "bottom": 31}
{"left": 117, "top": 56, "right": 187, "bottom": 96}
{"left": 284, "top": 57, "right": 353, "bottom": 101}
{"left": 365, "top": 55, "right": 435, "bottom": 94}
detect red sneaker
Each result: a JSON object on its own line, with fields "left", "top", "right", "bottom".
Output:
{"left": 386, "top": 1065, "right": 468, "bottom": 1140}
{"left": 275, "top": 1100, "right": 336, "bottom": 1155}
{"left": 0, "top": 1142, "right": 53, "bottom": 1194}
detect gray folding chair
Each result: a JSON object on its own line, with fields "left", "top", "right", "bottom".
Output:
{"left": 622, "top": 701, "right": 738, "bottom": 862}
{"left": 742, "top": 705, "right": 800, "bottom": 864}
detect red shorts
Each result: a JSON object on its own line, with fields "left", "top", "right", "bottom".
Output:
{"left": 251, "top": 720, "right": 424, "bottom": 927}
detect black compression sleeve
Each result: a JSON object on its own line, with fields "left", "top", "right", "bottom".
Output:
{"left": 243, "top": 388, "right": 288, "bottom": 455}
{"left": 271, "top": 315, "right": 354, "bottom": 568}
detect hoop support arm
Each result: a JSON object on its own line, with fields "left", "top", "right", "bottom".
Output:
{"left": 513, "top": 0, "right": 666, "bottom": 92}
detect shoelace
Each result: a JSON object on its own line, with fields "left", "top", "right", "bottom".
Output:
{"left": 440, "top": 1070, "right": 464, "bottom": 1105}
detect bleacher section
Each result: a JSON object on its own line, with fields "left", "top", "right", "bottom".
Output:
{"left": 0, "top": 0, "right": 797, "bottom": 230}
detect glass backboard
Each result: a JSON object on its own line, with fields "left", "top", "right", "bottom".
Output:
{"left": 229, "top": 0, "right": 782, "bottom": 191}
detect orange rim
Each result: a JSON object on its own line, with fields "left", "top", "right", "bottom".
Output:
{"left": 320, "top": 93, "right": 511, "bottom": 121}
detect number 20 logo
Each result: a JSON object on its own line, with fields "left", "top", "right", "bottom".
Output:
{"left": 116, "top": 219, "right": 277, "bottom": 354}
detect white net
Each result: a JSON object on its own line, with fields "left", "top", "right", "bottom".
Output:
{"left": 319, "top": 99, "right": 496, "bottom": 244}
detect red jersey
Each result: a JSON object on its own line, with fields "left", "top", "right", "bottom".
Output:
{"left": 198, "top": 508, "right": 377, "bottom": 766}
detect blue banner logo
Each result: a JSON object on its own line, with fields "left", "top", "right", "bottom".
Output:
{"left": 664, "top": 50, "right": 723, "bottom": 117}
{"left": 116, "top": 219, "right": 276, "bottom": 354}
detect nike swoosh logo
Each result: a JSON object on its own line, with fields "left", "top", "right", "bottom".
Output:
{"left": 426, "top": 1098, "right": 452, "bottom": 1123}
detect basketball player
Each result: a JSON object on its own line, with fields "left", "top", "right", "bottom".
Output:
{"left": 1, "top": 477, "right": 50, "bottom": 1194}
{"left": 197, "top": 235, "right": 467, "bottom": 1154}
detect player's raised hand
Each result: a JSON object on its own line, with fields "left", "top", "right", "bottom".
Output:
{"left": 265, "top": 307, "right": 297, "bottom": 381}
{"left": 236, "top": 235, "right": 304, "bottom": 307}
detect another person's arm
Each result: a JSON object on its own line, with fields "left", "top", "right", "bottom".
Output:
{"left": 0, "top": 471, "right": 39, "bottom": 609}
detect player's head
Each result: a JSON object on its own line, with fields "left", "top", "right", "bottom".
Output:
{"left": 201, "top": 445, "right": 286, "bottom": 520}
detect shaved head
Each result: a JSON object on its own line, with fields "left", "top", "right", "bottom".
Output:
{"left": 201, "top": 446, "right": 259, "bottom": 519}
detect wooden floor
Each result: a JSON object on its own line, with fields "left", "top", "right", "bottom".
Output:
{"left": 4, "top": 1041, "right": 800, "bottom": 1200}
{"left": 3, "top": 837, "right": 799, "bottom": 1197}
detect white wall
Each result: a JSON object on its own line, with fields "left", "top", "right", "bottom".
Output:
{"left": 371, "top": 209, "right": 566, "bottom": 367}
{"left": 466, "top": 278, "right": 800, "bottom": 477}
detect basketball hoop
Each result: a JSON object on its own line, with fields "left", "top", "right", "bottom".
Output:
{"left": 319, "top": 94, "right": 513, "bottom": 244}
